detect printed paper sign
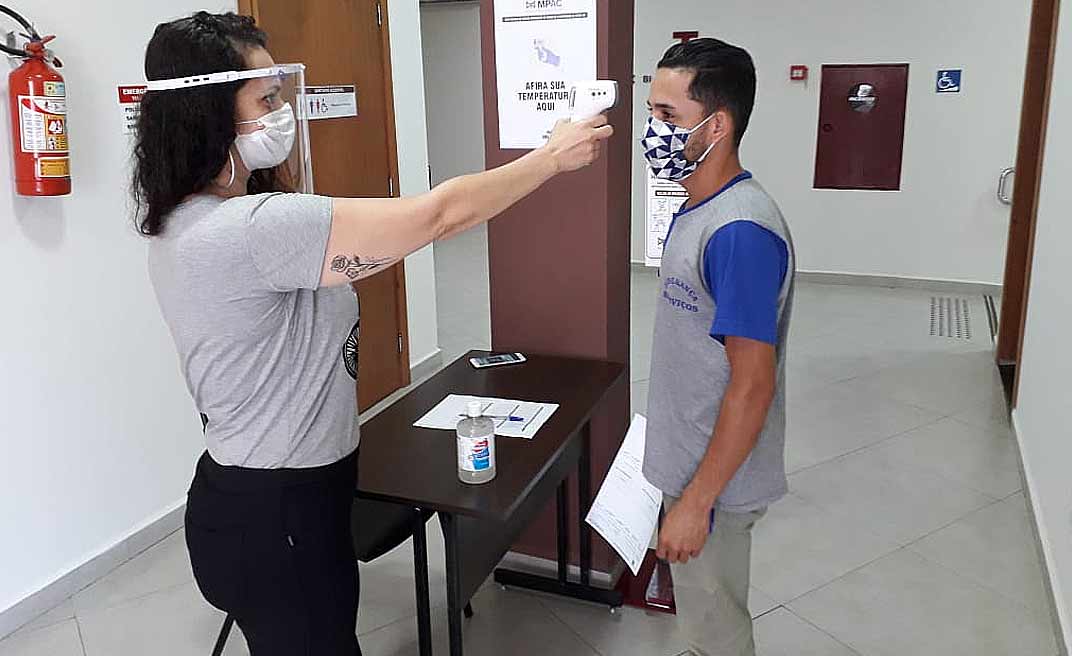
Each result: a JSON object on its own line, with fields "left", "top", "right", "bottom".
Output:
{"left": 493, "top": 0, "right": 597, "bottom": 149}
{"left": 302, "top": 85, "right": 358, "bottom": 120}
{"left": 118, "top": 85, "right": 147, "bottom": 135}
{"left": 645, "top": 170, "right": 688, "bottom": 267}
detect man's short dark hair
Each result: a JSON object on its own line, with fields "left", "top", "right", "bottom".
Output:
{"left": 658, "top": 38, "right": 757, "bottom": 147}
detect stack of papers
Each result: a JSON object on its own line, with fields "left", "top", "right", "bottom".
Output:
{"left": 585, "top": 415, "right": 662, "bottom": 575}
{"left": 413, "top": 395, "right": 559, "bottom": 439}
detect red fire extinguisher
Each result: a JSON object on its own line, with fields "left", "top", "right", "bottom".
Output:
{"left": 3, "top": 6, "right": 69, "bottom": 196}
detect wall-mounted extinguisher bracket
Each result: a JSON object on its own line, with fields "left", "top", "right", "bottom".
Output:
{"left": 3, "top": 4, "right": 70, "bottom": 196}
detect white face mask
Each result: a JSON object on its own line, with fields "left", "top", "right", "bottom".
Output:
{"left": 234, "top": 102, "right": 296, "bottom": 171}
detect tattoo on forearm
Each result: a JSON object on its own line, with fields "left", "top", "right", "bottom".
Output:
{"left": 330, "top": 254, "right": 393, "bottom": 280}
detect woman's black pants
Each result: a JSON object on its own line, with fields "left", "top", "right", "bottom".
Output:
{"left": 185, "top": 450, "right": 362, "bottom": 655}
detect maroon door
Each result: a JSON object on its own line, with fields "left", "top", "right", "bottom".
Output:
{"left": 814, "top": 64, "right": 910, "bottom": 191}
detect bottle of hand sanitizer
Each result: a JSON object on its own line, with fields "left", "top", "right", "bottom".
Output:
{"left": 457, "top": 401, "right": 497, "bottom": 484}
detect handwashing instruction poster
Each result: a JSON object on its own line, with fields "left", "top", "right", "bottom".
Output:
{"left": 494, "top": 0, "right": 597, "bottom": 149}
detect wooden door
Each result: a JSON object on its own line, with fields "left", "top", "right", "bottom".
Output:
{"left": 996, "top": 0, "right": 1060, "bottom": 405}
{"left": 814, "top": 64, "right": 910, "bottom": 191}
{"left": 240, "top": 0, "right": 411, "bottom": 411}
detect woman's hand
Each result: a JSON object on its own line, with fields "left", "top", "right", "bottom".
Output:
{"left": 543, "top": 116, "right": 615, "bottom": 173}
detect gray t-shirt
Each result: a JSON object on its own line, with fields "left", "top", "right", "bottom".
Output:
{"left": 643, "top": 177, "right": 795, "bottom": 513}
{"left": 148, "top": 193, "right": 360, "bottom": 469}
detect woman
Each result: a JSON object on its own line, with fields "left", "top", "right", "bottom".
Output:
{"left": 133, "top": 11, "right": 611, "bottom": 656}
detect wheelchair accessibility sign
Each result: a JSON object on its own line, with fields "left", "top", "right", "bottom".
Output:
{"left": 937, "top": 69, "right": 962, "bottom": 93}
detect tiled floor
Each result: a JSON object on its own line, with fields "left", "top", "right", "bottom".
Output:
{"left": 3, "top": 225, "right": 1060, "bottom": 655}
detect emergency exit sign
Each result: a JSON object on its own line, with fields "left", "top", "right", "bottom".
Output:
{"left": 117, "top": 85, "right": 147, "bottom": 135}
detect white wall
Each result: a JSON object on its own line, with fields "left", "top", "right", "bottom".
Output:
{"left": 1013, "top": 2, "right": 1072, "bottom": 646}
{"left": 0, "top": 0, "right": 438, "bottom": 620}
{"left": 0, "top": 1, "right": 236, "bottom": 618}
{"left": 403, "top": 1, "right": 1031, "bottom": 284}
{"left": 392, "top": 0, "right": 441, "bottom": 368}
{"left": 421, "top": 2, "right": 486, "bottom": 185}
{"left": 632, "top": 1, "right": 1031, "bottom": 284}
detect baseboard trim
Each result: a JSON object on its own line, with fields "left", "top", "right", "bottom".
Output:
{"left": 497, "top": 551, "right": 617, "bottom": 589}
{"left": 796, "top": 270, "right": 1003, "bottom": 296}
{"left": 1011, "top": 410, "right": 1071, "bottom": 655}
{"left": 362, "top": 348, "right": 444, "bottom": 425}
{"left": 410, "top": 348, "right": 444, "bottom": 385}
{"left": 633, "top": 263, "right": 1004, "bottom": 296}
{"left": 3, "top": 351, "right": 451, "bottom": 642}
{"left": 0, "top": 500, "right": 186, "bottom": 640}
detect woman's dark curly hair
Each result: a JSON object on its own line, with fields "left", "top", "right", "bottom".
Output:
{"left": 132, "top": 12, "right": 289, "bottom": 236}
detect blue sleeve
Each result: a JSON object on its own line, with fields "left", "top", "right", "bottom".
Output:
{"left": 702, "top": 221, "right": 789, "bottom": 345}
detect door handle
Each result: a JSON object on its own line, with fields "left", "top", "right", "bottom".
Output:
{"left": 998, "top": 167, "right": 1015, "bottom": 205}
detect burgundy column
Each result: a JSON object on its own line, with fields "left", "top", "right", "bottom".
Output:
{"left": 480, "top": 0, "right": 634, "bottom": 578}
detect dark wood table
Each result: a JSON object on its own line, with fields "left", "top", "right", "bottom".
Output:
{"left": 356, "top": 351, "right": 626, "bottom": 656}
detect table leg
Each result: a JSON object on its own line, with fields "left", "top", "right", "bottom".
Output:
{"left": 492, "top": 422, "right": 622, "bottom": 609}
{"left": 442, "top": 512, "right": 464, "bottom": 656}
{"left": 578, "top": 421, "right": 592, "bottom": 587}
{"left": 412, "top": 509, "right": 433, "bottom": 656}
{"left": 211, "top": 614, "right": 234, "bottom": 656}
{"left": 556, "top": 476, "right": 570, "bottom": 584}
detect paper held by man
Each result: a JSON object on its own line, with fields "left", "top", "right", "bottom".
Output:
{"left": 585, "top": 415, "right": 662, "bottom": 576}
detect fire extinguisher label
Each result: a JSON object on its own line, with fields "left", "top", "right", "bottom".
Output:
{"left": 18, "top": 95, "right": 68, "bottom": 154}
{"left": 37, "top": 157, "right": 70, "bottom": 178}
{"left": 43, "top": 81, "right": 65, "bottom": 97}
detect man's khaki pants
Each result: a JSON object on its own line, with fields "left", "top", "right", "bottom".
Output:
{"left": 663, "top": 498, "right": 767, "bottom": 656}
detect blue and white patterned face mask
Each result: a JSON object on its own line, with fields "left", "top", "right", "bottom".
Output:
{"left": 640, "top": 114, "right": 717, "bottom": 181}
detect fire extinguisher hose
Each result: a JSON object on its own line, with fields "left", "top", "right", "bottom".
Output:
{"left": 0, "top": 4, "right": 43, "bottom": 58}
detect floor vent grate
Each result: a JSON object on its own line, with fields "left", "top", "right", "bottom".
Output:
{"left": 930, "top": 296, "right": 973, "bottom": 340}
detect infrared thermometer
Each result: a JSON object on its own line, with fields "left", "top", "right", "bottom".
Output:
{"left": 568, "top": 80, "right": 619, "bottom": 121}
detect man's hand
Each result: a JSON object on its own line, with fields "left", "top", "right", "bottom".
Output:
{"left": 656, "top": 496, "right": 710, "bottom": 564}
{"left": 543, "top": 116, "right": 614, "bottom": 173}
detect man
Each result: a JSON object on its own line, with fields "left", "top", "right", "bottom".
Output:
{"left": 641, "top": 38, "right": 795, "bottom": 656}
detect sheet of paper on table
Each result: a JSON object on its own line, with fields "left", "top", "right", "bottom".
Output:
{"left": 585, "top": 414, "right": 662, "bottom": 576}
{"left": 413, "top": 394, "right": 559, "bottom": 439}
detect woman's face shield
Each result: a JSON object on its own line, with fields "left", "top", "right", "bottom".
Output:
{"left": 144, "top": 63, "right": 314, "bottom": 193}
